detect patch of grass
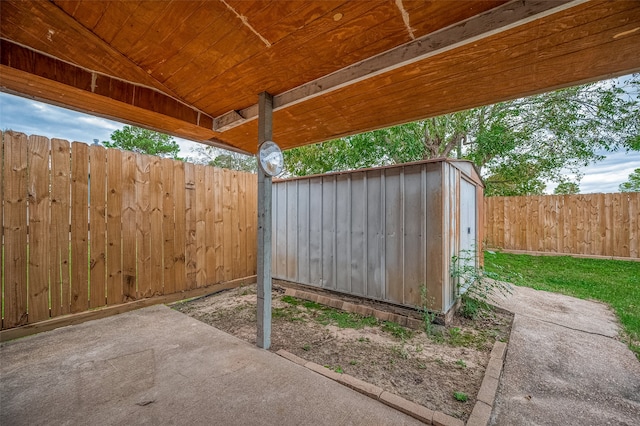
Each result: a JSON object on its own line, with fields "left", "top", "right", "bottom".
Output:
{"left": 455, "top": 359, "right": 467, "bottom": 368}
{"left": 302, "top": 344, "right": 311, "bottom": 351}
{"left": 325, "top": 365, "right": 344, "bottom": 374}
{"left": 485, "top": 251, "right": 640, "bottom": 359}
{"left": 382, "top": 321, "right": 414, "bottom": 340}
{"left": 272, "top": 306, "right": 304, "bottom": 322}
{"left": 316, "top": 310, "right": 378, "bottom": 329}
{"left": 453, "top": 391, "right": 468, "bottom": 402}
{"left": 357, "top": 337, "right": 370, "bottom": 343}
{"left": 282, "top": 295, "right": 379, "bottom": 329}
{"left": 281, "top": 295, "right": 301, "bottom": 305}
{"left": 349, "top": 360, "right": 358, "bottom": 365}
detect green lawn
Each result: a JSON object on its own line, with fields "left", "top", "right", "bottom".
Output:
{"left": 484, "top": 251, "right": 640, "bottom": 359}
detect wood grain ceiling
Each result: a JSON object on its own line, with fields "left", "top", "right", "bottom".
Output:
{"left": 1, "top": 0, "right": 639, "bottom": 153}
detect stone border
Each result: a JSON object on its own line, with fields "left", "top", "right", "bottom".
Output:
{"left": 276, "top": 349, "right": 463, "bottom": 426}
{"left": 284, "top": 288, "right": 425, "bottom": 330}
{"left": 466, "top": 341, "right": 507, "bottom": 426}
{"left": 278, "top": 290, "right": 509, "bottom": 425}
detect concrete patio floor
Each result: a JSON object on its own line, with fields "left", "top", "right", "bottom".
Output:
{"left": 490, "top": 286, "right": 640, "bottom": 426}
{"left": 0, "top": 304, "right": 422, "bottom": 426}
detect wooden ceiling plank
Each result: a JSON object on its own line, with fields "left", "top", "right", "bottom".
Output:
{"left": 54, "top": 0, "right": 109, "bottom": 30}
{"left": 330, "top": 34, "right": 640, "bottom": 141}
{"left": 196, "top": 1, "right": 522, "bottom": 115}
{"left": 176, "top": 0, "right": 381, "bottom": 106}
{"left": 199, "top": 0, "right": 486, "bottom": 115}
{"left": 313, "top": 28, "right": 640, "bottom": 141}
{"left": 91, "top": 1, "right": 143, "bottom": 45}
{"left": 52, "top": 1, "right": 82, "bottom": 18}
{"left": 138, "top": 2, "right": 222, "bottom": 73}
{"left": 167, "top": 26, "right": 267, "bottom": 102}
{"left": 193, "top": 0, "right": 401, "bottom": 114}
{"left": 108, "top": 1, "right": 172, "bottom": 54}
{"left": 225, "top": 0, "right": 311, "bottom": 42}
{"left": 151, "top": 5, "right": 240, "bottom": 83}
{"left": 402, "top": 1, "right": 509, "bottom": 39}
{"left": 259, "top": 1, "right": 344, "bottom": 45}
{"left": 320, "top": 2, "right": 638, "bottom": 115}
{"left": 213, "top": 0, "right": 585, "bottom": 131}
{"left": 125, "top": 1, "right": 207, "bottom": 66}
{"left": 219, "top": 1, "right": 640, "bottom": 151}
{"left": 0, "top": 1, "right": 184, "bottom": 100}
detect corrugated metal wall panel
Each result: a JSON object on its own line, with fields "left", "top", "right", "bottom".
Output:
{"left": 272, "top": 160, "right": 479, "bottom": 313}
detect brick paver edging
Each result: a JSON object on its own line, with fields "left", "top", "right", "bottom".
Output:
{"left": 279, "top": 289, "right": 509, "bottom": 425}
{"left": 276, "top": 349, "right": 463, "bottom": 426}
{"left": 284, "top": 288, "right": 425, "bottom": 330}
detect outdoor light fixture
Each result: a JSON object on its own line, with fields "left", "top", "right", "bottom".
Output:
{"left": 258, "top": 140, "right": 284, "bottom": 176}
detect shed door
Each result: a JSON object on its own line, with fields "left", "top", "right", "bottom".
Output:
{"left": 459, "top": 178, "right": 477, "bottom": 294}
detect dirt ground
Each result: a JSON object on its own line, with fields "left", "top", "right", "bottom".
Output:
{"left": 173, "top": 283, "right": 512, "bottom": 422}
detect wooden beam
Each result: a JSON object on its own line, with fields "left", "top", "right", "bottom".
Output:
{"left": 214, "top": 0, "right": 585, "bottom": 132}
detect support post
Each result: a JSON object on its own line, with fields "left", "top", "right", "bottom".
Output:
{"left": 256, "top": 92, "right": 273, "bottom": 349}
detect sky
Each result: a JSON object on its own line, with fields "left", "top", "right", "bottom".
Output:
{"left": 1, "top": 91, "right": 638, "bottom": 194}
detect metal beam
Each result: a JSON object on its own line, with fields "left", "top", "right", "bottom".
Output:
{"left": 213, "top": 0, "right": 585, "bottom": 132}
{"left": 256, "top": 92, "right": 273, "bottom": 349}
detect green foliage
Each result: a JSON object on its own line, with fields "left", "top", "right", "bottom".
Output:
{"left": 103, "top": 125, "right": 181, "bottom": 159}
{"left": 455, "top": 359, "right": 467, "bottom": 368}
{"left": 420, "top": 284, "right": 438, "bottom": 336}
{"left": 283, "top": 75, "right": 640, "bottom": 196}
{"left": 281, "top": 295, "right": 378, "bottom": 329}
{"left": 189, "top": 145, "right": 256, "bottom": 172}
{"left": 451, "top": 249, "right": 513, "bottom": 319}
{"left": 382, "top": 321, "right": 414, "bottom": 340}
{"left": 485, "top": 251, "right": 640, "bottom": 359}
{"left": 554, "top": 181, "right": 580, "bottom": 194}
{"left": 453, "top": 391, "right": 469, "bottom": 402}
{"left": 619, "top": 168, "right": 640, "bottom": 192}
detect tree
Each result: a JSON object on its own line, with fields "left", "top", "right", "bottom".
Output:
{"left": 103, "top": 125, "right": 181, "bottom": 159}
{"left": 554, "top": 181, "right": 580, "bottom": 195}
{"left": 284, "top": 74, "right": 640, "bottom": 196}
{"left": 619, "top": 168, "right": 640, "bottom": 192}
{"left": 189, "top": 145, "right": 256, "bottom": 172}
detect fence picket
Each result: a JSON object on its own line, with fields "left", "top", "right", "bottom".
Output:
{"left": 50, "top": 139, "right": 71, "bottom": 316}
{"left": 149, "top": 156, "right": 163, "bottom": 296}
{"left": 136, "top": 154, "right": 151, "bottom": 298}
{"left": 162, "top": 158, "right": 176, "bottom": 294}
{"left": 484, "top": 193, "right": 639, "bottom": 259}
{"left": 173, "top": 161, "right": 186, "bottom": 292}
{"left": 195, "top": 164, "right": 206, "bottom": 287}
{"left": 205, "top": 166, "right": 215, "bottom": 284}
{"left": 106, "top": 149, "right": 123, "bottom": 305}
{"left": 27, "top": 135, "right": 51, "bottom": 322}
{"left": 121, "top": 151, "right": 137, "bottom": 301}
{"left": 70, "top": 142, "right": 89, "bottom": 313}
{"left": 1, "top": 135, "right": 260, "bottom": 332}
{"left": 89, "top": 144, "right": 107, "bottom": 308}
{"left": 3, "top": 133, "right": 28, "bottom": 328}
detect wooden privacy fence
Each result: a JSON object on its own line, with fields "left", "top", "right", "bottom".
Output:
{"left": 1, "top": 132, "right": 257, "bottom": 330}
{"left": 484, "top": 193, "right": 640, "bottom": 259}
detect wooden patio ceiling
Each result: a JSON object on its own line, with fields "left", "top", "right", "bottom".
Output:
{"left": 1, "top": 0, "right": 639, "bottom": 154}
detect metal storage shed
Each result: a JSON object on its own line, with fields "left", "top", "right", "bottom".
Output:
{"left": 272, "top": 159, "right": 484, "bottom": 316}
